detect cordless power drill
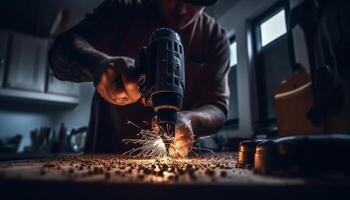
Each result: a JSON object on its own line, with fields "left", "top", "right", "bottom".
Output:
{"left": 136, "top": 28, "right": 185, "bottom": 148}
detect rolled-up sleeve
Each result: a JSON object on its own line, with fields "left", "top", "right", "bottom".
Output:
{"left": 197, "top": 23, "right": 230, "bottom": 118}
{"left": 48, "top": 0, "right": 130, "bottom": 82}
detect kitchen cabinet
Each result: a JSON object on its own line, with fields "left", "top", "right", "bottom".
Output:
{"left": 0, "top": 30, "right": 9, "bottom": 86}
{"left": 5, "top": 33, "right": 47, "bottom": 92}
{"left": 0, "top": 29, "right": 79, "bottom": 106}
{"left": 47, "top": 69, "right": 80, "bottom": 97}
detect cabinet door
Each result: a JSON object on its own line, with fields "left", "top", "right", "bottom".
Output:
{"left": 5, "top": 33, "right": 48, "bottom": 92}
{"left": 0, "top": 30, "right": 9, "bottom": 86}
{"left": 47, "top": 68, "right": 80, "bottom": 96}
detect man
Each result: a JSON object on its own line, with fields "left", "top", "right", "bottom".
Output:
{"left": 49, "top": 0, "right": 230, "bottom": 157}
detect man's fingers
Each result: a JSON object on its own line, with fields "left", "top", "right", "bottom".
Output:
{"left": 141, "top": 98, "right": 147, "bottom": 106}
{"left": 175, "top": 127, "right": 194, "bottom": 141}
{"left": 113, "top": 88, "right": 136, "bottom": 105}
{"left": 101, "top": 73, "right": 118, "bottom": 100}
{"left": 124, "top": 81, "right": 142, "bottom": 101}
{"left": 173, "top": 137, "right": 192, "bottom": 148}
{"left": 97, "top": 66, "right": 132, "bottom": 106}
{"left": 95, "top": 57, "right": 142, "bottom": 106}
{"left": 96, "top": 82, "right": 116, "bottom": 105}
{"left": 105, "top": 66, "right": 117, "bottom": 82}
{"left": 118, "top": 58, "right": 142, "bottom": 101}
{"left": 168, "top": 126, "right": 194, "bottom": 158}
{"left": 97, "top": 72, "right": 129, "bottom": 106}
{"left": 169, "top": 141, "right": 191, "bottom": 158}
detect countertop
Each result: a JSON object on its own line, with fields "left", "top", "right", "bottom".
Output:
{"left": 0, "top": 153, "right": 349, "bottom": 200}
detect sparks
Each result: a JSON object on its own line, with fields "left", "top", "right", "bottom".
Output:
{"left": 123, "top": 120, "right": 174, "bottom": 158}
{"left": 126, "top": 120, "right": 141, "bottom": 129}
{"left": 185, "top": 120, "right": 191, "bottom": 129}
{"left": 123, "top": 120, "right": 215, "bottom": 159}
{"left": 123, "top": 129, "right": 169, "bottom": 158}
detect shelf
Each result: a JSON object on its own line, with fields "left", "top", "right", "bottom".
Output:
{"left": 0, "top": 88, "right": 79, "bottom": 106}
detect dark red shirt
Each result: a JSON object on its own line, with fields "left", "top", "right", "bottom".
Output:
{"left": 49, "top": 0, "right": 230, "bottom": 153}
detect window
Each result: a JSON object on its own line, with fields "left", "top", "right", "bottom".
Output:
{"left": 259, "top": 9, "right": 287, "bottom": 47}
{"left": 226, "top": 37, "right": 239, "bottom": 127}
{"left": 253, "top": 3, "right": 294, "bottom": 134}
{"left": 230, "top": 41, "right": 237, "bottom": 67}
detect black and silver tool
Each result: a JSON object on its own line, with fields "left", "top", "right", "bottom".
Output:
{"left": 135, "top": 28, "right": 185, "bottom": 146}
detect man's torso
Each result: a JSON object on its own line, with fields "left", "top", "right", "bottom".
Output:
{"left": 85, "top": 0, "right": 226, "bottom": 153}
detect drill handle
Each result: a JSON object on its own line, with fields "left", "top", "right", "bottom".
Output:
{"left": 135, "top": 47, "right": 152, "bottom": 106}
{"left": 135, "top": 47, "right": 147, "bottom": 86}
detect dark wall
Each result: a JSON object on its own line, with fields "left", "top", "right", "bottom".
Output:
{"left": 0, "top": 0, "right": 104, "bottom": 151}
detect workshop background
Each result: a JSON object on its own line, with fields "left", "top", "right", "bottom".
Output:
{"left": 0, "top": 0, "right": 309, "bottom": 155}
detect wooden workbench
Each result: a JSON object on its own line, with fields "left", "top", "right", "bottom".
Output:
{"left": 0, "top": 153, "right": 349, "bottom": 200}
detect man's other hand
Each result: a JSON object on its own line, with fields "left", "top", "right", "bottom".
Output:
{"left": 169, "top": 112, "right": 195, "bottom": 158}
{"left": 95, "top": 57, "right": 141, "bottom": 105}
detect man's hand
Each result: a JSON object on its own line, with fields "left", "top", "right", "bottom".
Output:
{"left": 169, "top": 112, "right": 195, "bottom": 158}
{"left": 95, "top": 57, "right": 141, "bottom": 105}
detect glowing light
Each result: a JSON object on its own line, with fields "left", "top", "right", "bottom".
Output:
{"left": 123, "top": 129, "right": 169, "bottom": 158}
{"left": 123, "top": 120, "right": 214, "bottom": 159}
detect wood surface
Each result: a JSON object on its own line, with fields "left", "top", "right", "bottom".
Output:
{"left": 0, "top": 153, "right": 349, "bottom": 200}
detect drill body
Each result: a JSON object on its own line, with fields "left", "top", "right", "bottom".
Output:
{"left": 136, "top": 28, "right": 185, "bottom": 145}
